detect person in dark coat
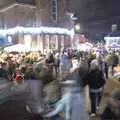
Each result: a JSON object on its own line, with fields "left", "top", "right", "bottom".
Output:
{"left": 111, "top": 51, "right": 119, "bottom": 76}
{"left": 0, "top": 63, "right": 10, "bottom": 81}
{"left": 84, "top": 61, "right": 106, "bottom": 117}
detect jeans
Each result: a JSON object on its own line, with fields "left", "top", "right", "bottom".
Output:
{"left": 89, "top": 91, "right": 103, "bottom": 113}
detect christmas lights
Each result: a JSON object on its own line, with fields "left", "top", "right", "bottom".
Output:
{"left": 0, "top": 26, "right": 74, "bottom": 36}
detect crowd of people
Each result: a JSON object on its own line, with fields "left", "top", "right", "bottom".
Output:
{"left": 42, "top": 49, "right": 120, "bottom": 120}
{"left": 0, "top": 48, "right": 120, "bottom": 120}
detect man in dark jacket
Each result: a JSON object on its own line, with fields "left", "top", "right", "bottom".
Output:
{"left": 84, "top": 62, "right": 106, "bottom": 117}
{"left": 111, "top": 51, "right": 119, "bottom": 76}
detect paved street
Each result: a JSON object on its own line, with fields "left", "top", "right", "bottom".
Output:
{"left": 0, "top": 82, "right": 30, "bottom": 120}
{"left": 0, "top": 78, "right": 119, "bottom": 120}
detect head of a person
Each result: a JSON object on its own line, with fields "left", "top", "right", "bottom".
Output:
{"left": 111, "top": 50, "right": 116, "bottom": 55}
{"left": 112, "top": 24, "right": 118, "bottom": 32}
{"left": 78, "top": 62, "right": 89, "bottom": 78}
{"left": 90, "top": 61, "right": 99, "bottom": 71}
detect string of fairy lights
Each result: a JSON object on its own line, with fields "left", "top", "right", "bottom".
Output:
{"left": 0, "top": 26, "right": 75, "bottom": 36}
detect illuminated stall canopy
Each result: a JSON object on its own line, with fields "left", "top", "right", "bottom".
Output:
{"left": 104, "top": 37, "right": 120, "bottom": 50}
{"left": 4, "top": 43, "right": 28, "bottom": 52}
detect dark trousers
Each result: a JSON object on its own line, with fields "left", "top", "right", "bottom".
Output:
{"left": 111, "top": 64, "right": 117, "bottom": 76}
{"left": 89, "top": 91, "right": 103, "bottom": 113}
{"left": 55, "top": 65, "right": 59, "bottom": 77}
{"left": 105, "top": 69, "right": 108, "bottom": 80}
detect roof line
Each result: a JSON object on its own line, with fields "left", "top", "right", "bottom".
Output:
{"left": 0, "top": 2, "right": 36, "bottom": 13}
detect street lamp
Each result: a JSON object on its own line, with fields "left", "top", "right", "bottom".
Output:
{"left": 75, "top": 23, "right": 80, "bottom": 32}
{"left": 71, "top": 13, "right": 78, "bottom": 21}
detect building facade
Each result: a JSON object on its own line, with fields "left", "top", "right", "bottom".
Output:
{"left": 0, "top": 0, "right": 73, "bottom": 53}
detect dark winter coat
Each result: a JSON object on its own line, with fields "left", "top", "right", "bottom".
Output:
{"left": 84, "top": 69, "right": 105, "bottom": 89}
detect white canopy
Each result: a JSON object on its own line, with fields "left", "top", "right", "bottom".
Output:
{"left": 77, "top": 42, "right": 93, "bottom": 51}
{"left": 4, "top": 43, "right": 29, "bottom": 52}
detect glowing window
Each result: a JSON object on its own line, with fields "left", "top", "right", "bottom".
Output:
{"left": 24, "top": 35, "right": 32, "bottom": 48}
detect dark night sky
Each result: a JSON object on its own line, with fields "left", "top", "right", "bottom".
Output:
{"left": 17, "top": 0, "right": 120, "bottom": 39}
{"left": 68, "top": 0, "right": 120, "bottom": 39}
{"left": 18, "top": 0, "right": 120, "bottom": 34}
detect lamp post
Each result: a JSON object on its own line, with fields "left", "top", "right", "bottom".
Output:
{"left": 66, "top": 13, "right": 78, "bottom": 48}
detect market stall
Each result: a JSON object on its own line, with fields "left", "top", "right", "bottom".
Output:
{"left": 104, "top": 37, "right": 120, "bottom": 51}
{"left": 77, "top": 42, "right": 93, "bottom": 52}
{"left": 4, "top": 44, "right": 29, "bottom": 52}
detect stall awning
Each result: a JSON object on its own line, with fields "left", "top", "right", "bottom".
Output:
{"left": 4, "top": 44, "right": 29, "bottom": 52}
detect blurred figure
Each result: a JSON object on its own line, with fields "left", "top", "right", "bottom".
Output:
{"left": 45, "top": 52, "right": 55, "bottom": 74}
{"left": 84, "top": 61, "right": 106, "bottom": 117}
{"left": 111, "top": 51, "right": 119, "bottom": 76}
{"left": 60, "top": 51, "right": 69, "bottom": 74}
{"left": 43, "top": 80, "right": 88, "bottom": 120}
{"left": 54, "top": 53, "right": 60, "bottom": 76}
{"left": 45, "top": 52, "right": 55, "bottom": 64}
{"left": 67, "top": 48, "right": 72, "bottom": 59}
{"left": 98, "top": 55, "right": 108, "bottom": 80}
{"left": 0, "top": 63, "right": 10, "bottom": 83}
{"left": 101, "top": 88, "right": 120, "bottom": 120}
{"left": 108, "top": 24, "right": 120, "bottom": 37}
{"left": 104, "top": 60, "right": 109, "bottom": 80}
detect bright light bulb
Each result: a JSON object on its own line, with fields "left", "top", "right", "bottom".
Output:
{"left": 75, "top": 24, "right": 80, "bottom": 31}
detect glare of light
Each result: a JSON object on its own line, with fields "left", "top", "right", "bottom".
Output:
{"left": 75, "top": 24, "right": 80, "bottom": 31}
{"left": 0, "top": 30, "right": 6, "bottom": 35}
{"left": 0, "top": 26, "right": 74, "bottom": 36}
{"left": 70, "top": 29, "right": 75, "bottom": 39}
